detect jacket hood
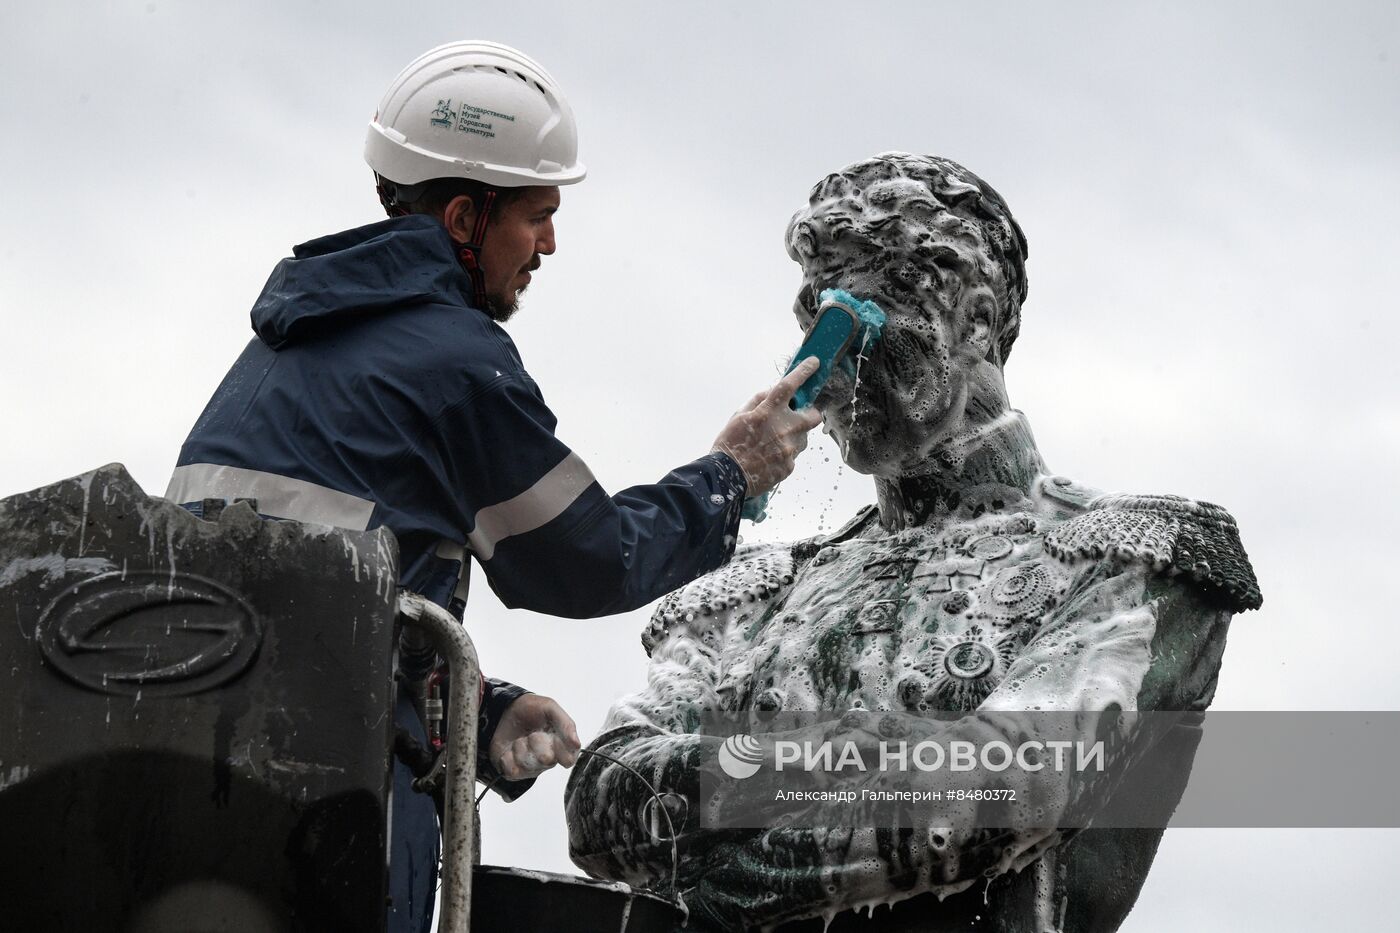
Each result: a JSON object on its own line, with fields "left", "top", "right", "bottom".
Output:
{"left": 251, "top": 214, "right": 472, "bottom": 349}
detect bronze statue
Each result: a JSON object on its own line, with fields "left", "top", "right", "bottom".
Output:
{"left": 565, "top": 152, "right": 1261, "bottom": 932}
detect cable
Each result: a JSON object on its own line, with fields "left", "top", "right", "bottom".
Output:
{"left": 475, "top": 775, "right": 500, "bottom": 807}
{"left": 574, "top": 747, "right": 680, "bottom": 900}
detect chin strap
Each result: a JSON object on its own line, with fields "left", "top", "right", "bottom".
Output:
{"left": 375, "top": 174, "right": 411, "bottom": 218}
{"left": 455, "top": 189, "right": 496, "bottom": 311}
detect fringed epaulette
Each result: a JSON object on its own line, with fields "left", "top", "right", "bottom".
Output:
{"left": 642, "top": 544, "right": 796, "bottom": 655}
{"left": 1044, "top": 494, "right": 1262, "bottom": 612}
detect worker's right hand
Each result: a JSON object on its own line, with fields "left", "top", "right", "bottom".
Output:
{"left": 711, "top": 357, "right": 825, "bottom": 497}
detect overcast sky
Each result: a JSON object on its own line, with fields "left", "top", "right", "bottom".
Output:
{"left": 3, "top": 1, "right": 1397, "bottom": 929}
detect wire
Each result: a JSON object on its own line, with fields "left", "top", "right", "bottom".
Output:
{"left": 574, "top": 747, "right": 680, "bottom": 900}
{"left": 475, "top": 775, "right": 499, "bottom": 807}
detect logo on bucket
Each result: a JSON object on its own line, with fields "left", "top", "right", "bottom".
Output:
{"left": 36, "top": 571, "right": 263, "bottom": 697}
{"left": 717, "top": 734, "right": 764, "bottom": 779}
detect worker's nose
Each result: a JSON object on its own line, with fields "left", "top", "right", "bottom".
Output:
{"left": 537, "top": 221, "right": 556, "bottom": 256}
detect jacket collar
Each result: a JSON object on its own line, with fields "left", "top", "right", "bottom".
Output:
{"left": 251, "top": 215, "right": 476, "bottom": 349}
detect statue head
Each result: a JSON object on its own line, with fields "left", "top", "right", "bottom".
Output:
{"left": 785, "top": 153, "right": 1028, "bottom": 476}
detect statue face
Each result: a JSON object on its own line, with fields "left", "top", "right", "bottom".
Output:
{"left": 787, "top": 177, "right": 1009, "bottom": 476}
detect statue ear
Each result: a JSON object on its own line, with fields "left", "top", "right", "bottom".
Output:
{"left": 965, "top": 296, "right": 995, "bottom": 359}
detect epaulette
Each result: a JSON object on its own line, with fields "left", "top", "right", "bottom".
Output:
{"left": 642, "top": 543, "right": 796, "bottom": 655}
{"left": 1044, "top": 493, "right": 1262, "bottom": 612}
{"left": 1036, "top": 474, "right": 1103, "bottom": 515}
{"left": 792, "top": 503, "right": 880, "bottom": 561}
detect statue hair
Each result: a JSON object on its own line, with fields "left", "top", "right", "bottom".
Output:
{"left": 787, "top": 152, "right": 1029, "bottom": 364}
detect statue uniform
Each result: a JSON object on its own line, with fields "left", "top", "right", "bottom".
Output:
{"left": 567, "top": 448, "right": 1260, "bottom": 932}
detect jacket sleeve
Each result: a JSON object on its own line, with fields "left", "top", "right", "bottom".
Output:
{"left": 475, "top": 677, "right": 537, "bottom": 801}
{"left": 433, "top": 375, "right": 747, "bottom": 619}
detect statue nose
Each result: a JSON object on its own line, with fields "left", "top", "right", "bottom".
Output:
{"left": 788, "top": 220, "right": 821, "bottom": 261}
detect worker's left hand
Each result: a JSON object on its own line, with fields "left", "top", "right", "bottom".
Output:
{"left": 489, "top": 693, "right": 582, "bottom": 781}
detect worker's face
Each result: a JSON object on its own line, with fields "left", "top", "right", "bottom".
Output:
{"left": 477, "top": 185, "right": 560, "bottom": 321}
{"left": 786, "top": 180, "right": 1006, "bottom": 476}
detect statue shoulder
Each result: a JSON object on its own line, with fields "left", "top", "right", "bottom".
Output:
{"left": 642, "top": 542, "right": 797, "bottom": 655}
{"left": 640, "top": 504, "right": 881, "bottom": 655}
{"left": 1044, "top": 490, "right": 1262, "bottom": 612}
{"left": 1034, "top": 473, "right": 1107, "bottom": 516}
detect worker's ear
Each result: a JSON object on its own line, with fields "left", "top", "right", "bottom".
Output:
{"left": 441, "top": 195, "right": 479, "bottom": 245}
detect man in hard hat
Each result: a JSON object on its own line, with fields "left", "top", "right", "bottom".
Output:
{"left": 165, "top": 40, "right": 822, "bottom": 932}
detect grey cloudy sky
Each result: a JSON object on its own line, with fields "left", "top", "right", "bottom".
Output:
{"left": 3, "top": 1, "right": 1397, "bottom": 928}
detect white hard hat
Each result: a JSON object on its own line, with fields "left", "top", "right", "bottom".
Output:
{"left": 365, "top": 40, "right": 586, "bottom": 188}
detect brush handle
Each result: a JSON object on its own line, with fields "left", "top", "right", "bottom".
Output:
{"left": 785, "top": 302, "right": 861, "bottom": 411}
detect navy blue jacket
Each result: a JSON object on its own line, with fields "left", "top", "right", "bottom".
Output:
{"left": 167, "top": 214, "right": 747, "bottom": 784}
{"left": 170, "top": 214, "right": 745, "bottom": 612}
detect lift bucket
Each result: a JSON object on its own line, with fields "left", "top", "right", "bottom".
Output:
{"left": 0, "top": 464, "right": 399, "bottom": 932}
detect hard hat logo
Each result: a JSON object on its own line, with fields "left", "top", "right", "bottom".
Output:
{"left": 430, "top": 101, "right": 518, "bottom": 140}
{"left": 430, "top": 99, "right": 457, "bottom": 129}
{"left": 365, "top": 40, "right": 585, "bottom": 189}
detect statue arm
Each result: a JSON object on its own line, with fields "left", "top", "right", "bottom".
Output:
{"left": 567, "top": 543, "right": 797, "bottom": 887}
{"left": 564, "top": 614, "right": 731, "bottom": 887}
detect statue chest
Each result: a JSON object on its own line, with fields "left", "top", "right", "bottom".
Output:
{"left": 725, "top": 513, "right": 1074, "bottom": 712}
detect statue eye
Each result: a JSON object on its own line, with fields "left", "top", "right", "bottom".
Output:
{"left": 927, "top": 246, "right": 962, "bottom": 269}
{"left": 825, "top": 215, "right": 855, "bottom": 240}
